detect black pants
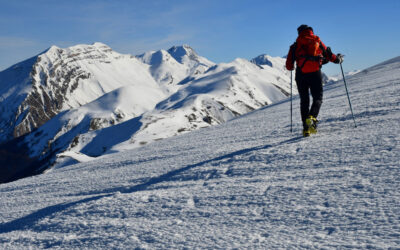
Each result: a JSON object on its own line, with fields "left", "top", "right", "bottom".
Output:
{"left": 295, "top": 69, "right": 323, "bottom": 128}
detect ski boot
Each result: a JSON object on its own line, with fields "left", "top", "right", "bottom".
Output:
{"left": 303, "top": 127, "right": 311, "bottom": 137}
{"left": 305, "top": 115, "right": 318, "bottom": 134}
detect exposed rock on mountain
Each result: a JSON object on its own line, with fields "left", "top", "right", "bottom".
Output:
{"left": 0, "top": 43, "right": 294, "bottom": 182}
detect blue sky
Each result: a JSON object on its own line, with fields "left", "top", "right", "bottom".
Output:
{"left": 0, "top": 0, "right": 399, "bottom": 75}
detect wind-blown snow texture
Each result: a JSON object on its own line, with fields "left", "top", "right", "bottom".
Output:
{"left": 0, "top": 57, "right": 399, "bottom": 248}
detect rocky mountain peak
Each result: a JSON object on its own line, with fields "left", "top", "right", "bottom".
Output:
{"left": 41, "top": 42, "right": 114, "bottom": 63}
{"left": 0, "top": 42, "right": 154, "bottom": 142}
{"left": 167, "top": 45, "right": 198, "bottom": 64}
{"left": 250, "top": 54, "right": 273, "bottom": 67}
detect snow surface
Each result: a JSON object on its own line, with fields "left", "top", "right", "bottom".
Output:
{"left": 37, "top": 43, "right": 164, "bottom": 110}
{"left": 109, "top": 57, "right": 292, "bottom": 152}
{"left": 6, "top": 44, "right": 293, "bottom": 170}
{"left": 0, "top": 55, "right": 37, "bottom": 137}
{"left": 136, "top": 45, "right": 215, "bottom": 94}
{"left": 328, "top": 70, "right": 361, "bottom": 83}
{"left": 0, "top": 42, "right": 164, "bottom": 143}
{"left": 0, "top": 57, "right": 399, "bottom": 248}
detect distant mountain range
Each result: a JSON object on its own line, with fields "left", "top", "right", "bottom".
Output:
{"left": 0, "top": 43, "right": 294, "bottom": 182}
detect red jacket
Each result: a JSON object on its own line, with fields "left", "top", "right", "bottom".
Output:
{"left": 286, "top": 29, "right": 337, "bottom": 73}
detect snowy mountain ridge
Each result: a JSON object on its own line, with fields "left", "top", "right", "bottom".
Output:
{"left": 0, "top": 55, "right": 399, "bottom": 248}
{"left": 0, "top": 42, "right": 162, "bottom": 141}
{"left": 0, "top": 43, "right": 293, "bottom": 182}
{"left": 136, "top": 44, "right": 215, "bottom": 94}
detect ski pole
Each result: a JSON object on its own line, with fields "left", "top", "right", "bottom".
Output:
{"left": 290, "top": 71, "right": 293, "bottom": 132}
{"left": 339, "top": 60, "right": 357, "bottom": 128}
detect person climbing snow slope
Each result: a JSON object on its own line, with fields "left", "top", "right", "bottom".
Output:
{"left": 286, "top": 24, "right": 343, "bottom": 137}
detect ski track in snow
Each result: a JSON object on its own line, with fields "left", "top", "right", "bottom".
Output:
{"left": 0, "top": 59, "right": 400, "bottom": 248}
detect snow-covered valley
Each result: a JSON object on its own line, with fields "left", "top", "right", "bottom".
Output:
{"left": 0, "top": 54, "right": 399, "bottom": 248}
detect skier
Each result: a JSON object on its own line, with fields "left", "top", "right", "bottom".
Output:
{"left": 286, "top": 24, "right": 343, "bottom": 137}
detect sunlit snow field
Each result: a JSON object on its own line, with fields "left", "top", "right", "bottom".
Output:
{"left": 1, "top": 57, "right": 399, "bottom": 248}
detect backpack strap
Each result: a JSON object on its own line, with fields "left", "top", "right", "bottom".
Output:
{"left": 319, "top": 43, "right": 326, "bottom": 55}
{"left": 298, "top": 54, "right": 323, "bottom": 70}
{"left": 297, "top": 40, "right": 325, "bottom": 70}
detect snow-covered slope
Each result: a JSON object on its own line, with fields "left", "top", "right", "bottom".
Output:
{"left": 64, "top": 58, "right": 293, "bottom": 158}
{"left": 0, "top": 42, "right": 163, "bottom": 142}
{"left": 328, "top": 69, "right": 361, "bottom": 83}
{"left": 0, "top": 43, "right": 294, "bottom": 178}
{"left": 0, "top": 56, "right": 399, "bottom": 248}
{"left": 23, "top": 84, "right": 165, "bottom": 161}
{"left": 0, "top": 43, "right": 177, "bottom": 182}
{"left": 250, "top": 54, "right": 332, "bottom": 84}
{"left": 0, "top": 55, "right": 38, "bottom": 140}
{"left": 136, "top": 45, "right": 214, "bottom": 94}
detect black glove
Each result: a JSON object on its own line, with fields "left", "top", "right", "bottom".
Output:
{"left": 335, "top": 53, "right": 344, "bottom": 64}
{"left": 326, "top": 47, "right": 333, "bottom": 58}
